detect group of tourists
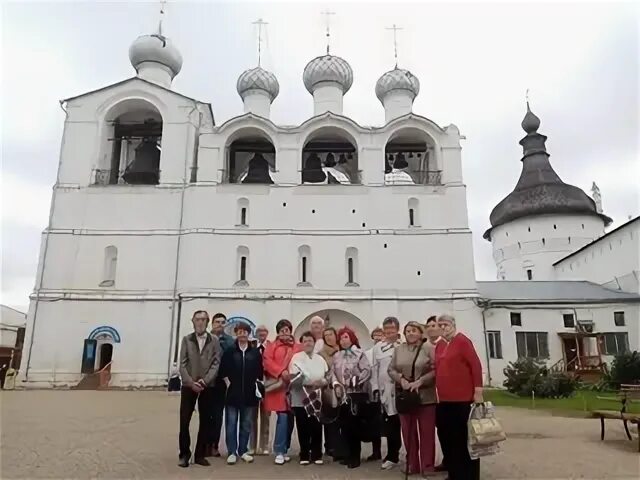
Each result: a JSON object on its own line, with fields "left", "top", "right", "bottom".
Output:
{"left": 177, "top": 311, "right": 483, "bottom": 479}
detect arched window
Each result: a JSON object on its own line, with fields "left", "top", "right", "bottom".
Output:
{"left": 225, "top": 128, "right": 276, "bottom": 184}
{"left": 408, "top": 198, "right": 420, "bottom": 227}
{"left": 237, "top": 198, "right": 249, "bottom": 226}
{"left": 384, "top": 127, "right": 439, "bottom": 185}
{"left": 302, "top": 127, "right": 359, "bottom": 184}
{"left": 298, "top": 245, "right": 312, "bottom": 286}
{"left": 96, "top": 99, "right": 163, "bottom": 186}
{"left": 100, "top": 246, "right": 118, "bottom": 287}
{"left": 345, "top": 247, "right": 359, "bottom": 286}
{"left": 235, "top": 246, "right": 249, "bottom": 286}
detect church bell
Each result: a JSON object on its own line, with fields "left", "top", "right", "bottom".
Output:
{"left": 242, "top": 153, "right": 274, "bottom": 184}
{"left": 122, "top": 137, "right": 160, "bottom": 184}
{"left": 302, "top": 152, "right": 327, "bottom": 183}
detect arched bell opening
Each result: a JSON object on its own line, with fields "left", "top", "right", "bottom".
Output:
{"left": 295, "top": 309, "right": 373, "bottom": 350}
{"left": 301, "top": 127, "right": 359, "bottom": 185}
{"left": 384, "top": 127, "right": 440, "bottom": 185}
{"left": 97, "top": 99, "right": 163, "bottom": 185}
{"left": 226, "top": 128, "right": 276, "bottom": 184}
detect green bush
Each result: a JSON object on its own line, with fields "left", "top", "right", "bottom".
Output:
{"left": 503, "top": 358, "right": 545, "bottom": 396}
{"left": 503, "top": 358, "right": 578, "bottom": 398}
{"left": 608, "top": 351, "right": 640, "bottom": 388}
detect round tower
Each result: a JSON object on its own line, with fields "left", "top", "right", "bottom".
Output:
{"left": 236, "top": 66, "right": 279, "bottom": 119}
{"left": 129, "top": 29, "right": 182, "bottom": 88}
{"left": 303, "top": 54, "right": 353, "bottom": 115}
{"left": 484, "top": 103, "right": 612, "bottom": 280}
{"left": 375, "top": 67, "right": 420, "bottom": 123}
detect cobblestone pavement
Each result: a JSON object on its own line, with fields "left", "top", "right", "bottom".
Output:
{"left": 1, "top": 390, "right": 639, "bottom": 479}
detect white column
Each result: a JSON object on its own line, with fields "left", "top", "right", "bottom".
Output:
{"left": 382, "top": 91, "right": 414, "bottom": 123}
{"left": 312, "top": 82, "right": 344, "bottom": 115}
{"left": 136, "top": 62, "right": 173, "bottom": 89}
{"left": 242, "top": 90, "right": 272, "bottom": 119}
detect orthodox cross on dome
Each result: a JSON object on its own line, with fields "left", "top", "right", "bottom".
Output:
{"left": 252, "top": 18, "right": 268, "bottom": 67}
{"left": 386, "top": 24, "right": 403, "bottom": 68}
{"left": 157, "top": 0, "right": 167, "bottom": 35}
{"left": 321, "top": 9, "right": 336, "bottom": 55}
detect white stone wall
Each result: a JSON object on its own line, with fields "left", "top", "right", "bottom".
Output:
{"left": 554, "top": 219, "right": 640, "bottom": 293}
{"left": 490, "top": 214, "right": 606, "bottom": 281}
{"left": 484, "top": 304, "right": 640, "bottom": 386}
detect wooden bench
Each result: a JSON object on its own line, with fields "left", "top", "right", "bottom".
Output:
{"left": 592, "top": 384, "right": 640, "bottom": 452}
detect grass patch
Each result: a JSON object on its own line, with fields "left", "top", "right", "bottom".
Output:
{"left": 485, "top": 389, "right": 640, "bottom": 414}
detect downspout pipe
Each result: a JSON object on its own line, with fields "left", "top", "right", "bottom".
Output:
{"left": 478, "top": 299, "right": 493, "bottom": 386}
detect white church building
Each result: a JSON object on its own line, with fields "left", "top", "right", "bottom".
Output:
{"left": 20, "top": 22, "right": 639, "bottom": 388}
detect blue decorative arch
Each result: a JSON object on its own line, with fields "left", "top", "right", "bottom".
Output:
{"left": 225, "top": 316, "right": 257, "bottom": 337}
{"left": 88, "top": 325, "right": 121, "bottom": 343}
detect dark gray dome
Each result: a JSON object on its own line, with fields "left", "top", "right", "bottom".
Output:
{"left": 484, "top": 104, "right": 611, "bottom": 239}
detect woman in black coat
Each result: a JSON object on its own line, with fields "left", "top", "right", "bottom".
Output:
{"left": 220, "top": 322, "right": 264, "bottom": 464}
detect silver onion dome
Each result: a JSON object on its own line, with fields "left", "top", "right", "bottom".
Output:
{"left": 303, "top": 55, "right": 353, "bottom": 94}
{"left": 236, "top": 66, "right": 280, "bottom": 102}
{"left": 375, "top": 68, "right": 420, "bottom": 103}
{"left": 129, "top": 33, "right": 183, "bottom": 78}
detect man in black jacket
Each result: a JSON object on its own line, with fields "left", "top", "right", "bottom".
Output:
{"left": 178, "top": 310, "right": 221, "bottom": 468}
{"left": 220, "top": 322, "right": 264, "bottom": 465}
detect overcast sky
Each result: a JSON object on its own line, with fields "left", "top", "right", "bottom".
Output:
{"left": 2, "top": 1, "right": 638, "bottom": 311}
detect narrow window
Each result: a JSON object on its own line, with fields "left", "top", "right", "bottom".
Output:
{"left": 348, "top": 258, "right": 354, "bottom": 283}
{"left": 240, "top": 207, "right": 247, "bottom": 225}
{"left": 510, "top": 312, "right": 522, "bottom": 327}
{"left": 240, "top": 256, "right": 247, "bottom": 281}
{"left": 408, "top": 198, "right": 419, "bottom": 227}
{"left": 486, "top": 331, "right": 503, "bottom": 359}
{"left": 302, "top": 256, "right": 307, "bottom": 283}
{"left": 237, "top": 198, "right": 249, "bottom": 226}
{"left": 526, "top": 269, "right": 533, "bottom": 280}
{"left": 409, "top": 208, "right": 415, "bottom": 226}
{"left": 345, "top": 247, "right": 359, "bottom": 286}
{"left": 100, "top": 246, "right": 118, "bottom": 287}
{"left": 614, "top": 311, "right": 626, "bottom": 327}
{"left": 563, "top": 314, "right": 575, "bottom": 328}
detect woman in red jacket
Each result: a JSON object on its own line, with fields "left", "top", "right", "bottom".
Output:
{"left": 262, "top": 319, "right": 301, "bottom": 465}
{"left": 434, "top": 314, "right": 483, "bottom": 480}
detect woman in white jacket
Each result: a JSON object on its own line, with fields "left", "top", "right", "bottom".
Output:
{"left": 370, "top": 317, "right": 402, "bottom": 470}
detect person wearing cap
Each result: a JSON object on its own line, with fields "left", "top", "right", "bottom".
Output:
{"left": 219, "top": 321, "right": 264, "bottom": 465}
{"left": 262, "top": 319, "right": 302, "bottom": 465}
{"left": 434, "top": 314, "right": 483, "bottom": 480}
{"left": 249, "top": 324, "right": 271, "bottom": 455}
{"left": 388, "top": 321, "right": 437, "bottom": 476}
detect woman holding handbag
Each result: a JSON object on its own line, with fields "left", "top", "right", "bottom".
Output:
{"left": 388, "top": 321, "right": 437, "bottom": 476}
{"left": 330, "top": 326, "right": 371, "bottom": 469}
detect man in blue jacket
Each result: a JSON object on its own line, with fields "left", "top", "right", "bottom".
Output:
{"left": 205, "top": 312, "right": 234, "bottom": 457}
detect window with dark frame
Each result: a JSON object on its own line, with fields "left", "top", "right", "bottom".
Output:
{"left": 486, "top": 331, "right": 503, "bottom": 359}
{"left": 301, "top": 256, "right": 307, "bottom": 283}
{"left": 526, "top": 269, "right": 533, "bottom": 280}
{"left": 240, "top": 207, "right": 247, "bottom": 225}
{"left": 240, "top": 256, "right": 247, "bottom": 281}
{"left": 602, "top": 332, "right": 629, "bottom": 355}
{"left": 347, "top": 257, "right": 354, "bottom": 284}
{"left": 409, "top": 208, "right": 415, "bottom": 226}
{"left": 515, "top": 331, "right": 549, "bottom": 359}
{"left": 510, "top": 312, "right": 522, "bottom": 327}
{"left": 563, "top": 313, "right": 575, "bottom": 328}
{"left": 614, "top": 311, "right": 626, "bottom": 327}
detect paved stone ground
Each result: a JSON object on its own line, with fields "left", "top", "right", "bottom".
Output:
{"left": 1, "top": 390, "right": 639, "bottom": 479}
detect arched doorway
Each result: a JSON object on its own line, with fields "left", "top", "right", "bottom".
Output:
{"left": 295, "top": 309, "right": 373, "bottom": 350}
{"left": 98, "top": 343, "right": 113, "bottom": 370}
{"left": 81, "top": 326, "right": 121, "bottom": 374}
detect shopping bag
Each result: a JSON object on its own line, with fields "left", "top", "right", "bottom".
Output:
{"left": 468, "top": 402, "right": 506, "bottom": 459}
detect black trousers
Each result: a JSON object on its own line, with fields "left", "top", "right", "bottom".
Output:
{"left": 208, "top": 383, "right": 226, "bottom": 449}
{"left": 436, "top": 402, "right": 480, "bottom": 480}
{"left": 179, "top": 386, "right": 213, "bottom": 459}
{"left": 339, "top": 404, "right": 362, "bottom": 463}
{"left": 383, "top": 412, "right": 402, "bottom": 463}
{"left": 369, "top": 401, "right": 382, "bottom": 458}
{"left": 293, "top": 407, "right": 323, "bottom": 461}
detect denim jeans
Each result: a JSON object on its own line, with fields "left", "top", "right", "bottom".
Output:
{"left": 225, "top": 405, "right": 256, "bottom": 456}
{"left": 273, "top": 412, "right": 290, "bottom": 455}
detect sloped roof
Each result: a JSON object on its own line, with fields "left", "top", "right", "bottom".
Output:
{"left": 0, "top": 305, "right": 27, "bottom": 327}
{"left": 477, "top": 281, "right": 640, "bottom": 304}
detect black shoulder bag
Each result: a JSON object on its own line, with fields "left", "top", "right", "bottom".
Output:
{"left": 395, "top": 344, "right": 423, "bottom": 414}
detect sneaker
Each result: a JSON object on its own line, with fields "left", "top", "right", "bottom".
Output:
{"left": 227, "top": 454, "right": 237, "bottom": 465}
{"left": 262, "top": 449, "right": 270, "bottom": 455}
{"left": 241, "top": 453, "right": 254, "bottom": 463}
{"left": 300, "top": 460, "right": 310, "bottom": 465}
{"left": 247, "top": 449, "right": 255, "bottom": 456}
{"left": 381, "top": 460, "right": 398, "bottom": 470}
{"left": 284, "top": 455, "right": 291, "bottom": 463}
{"left": 314, "top": 459, "right": 324, "bottom": 465}
{"left": 275, "top": 454, "right": 285, "bottom": 465}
